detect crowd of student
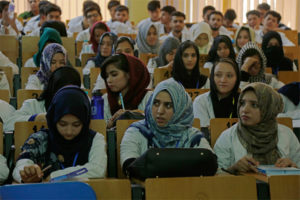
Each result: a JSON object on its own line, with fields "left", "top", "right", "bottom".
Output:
{"left": 0, "top": 0, "right": 299, "bottom": 185}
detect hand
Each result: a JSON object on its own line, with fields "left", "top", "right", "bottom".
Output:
{"left": 228, "top": 156, "right": 259, "bottom": 173}
{"left": 107, "top": 109, "right": 126, "bottom": 128}
{"left": 241, "top": 57, "right": 260, "bottom": 72}
{"left": 35, "top": 113, "right": 47, "bottom": 122}
{"left": 20, "top": 164, "right": 43, "bottom": 183}
{"left": 275, "top": 158, "right": 297, "bottom": 168}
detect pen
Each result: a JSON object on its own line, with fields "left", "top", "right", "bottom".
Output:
{"left": 119, "top": 92, "right": 125, "bottom": 110}
{"left": 42, "top": 165, "right": 52, "bottom": 173}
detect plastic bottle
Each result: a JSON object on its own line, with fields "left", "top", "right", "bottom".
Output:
{"left": 91, "top": 90, "right": 104, "bottom": 119}
{"left": 82, "top": 39, "right": 89, "bottom": 53}
{"left": 8, "top": 0, "right": 15, "bottom": 20}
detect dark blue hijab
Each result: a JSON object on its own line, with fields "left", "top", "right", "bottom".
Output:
{"left": 278, "top": 82, "right": 300, "bottom": 106}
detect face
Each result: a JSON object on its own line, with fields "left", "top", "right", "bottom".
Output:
{"left": 115, "top": 10, "right": 128, "bottom": 23}
{"left": 46, "top": 11, "right": 61, "bottom": 21}
{"left": 146, "top": 26, "right": 158, "bottom": 46}
{"left": 223, "top": 18, "right": 233, "bottom": 27}
{"left": 247, "top": 54, "right": 261, "bottom": 76}
{"left": 267, "top": 38, "right": 280, "bottom": 47}
{"left": 94, "top": 28, "right": 106, "bottom": 44}
{"left": 195, "top": 33, "right": 209, "bottom": 47}
{"left": 56, "top": 114, "right": 83, "bottom": 140}
{"left": 171, "top": 16, "right": 185, "bottom": 33}
{"left": 152, "top": 91, "right": 174, "bottom": 127}
{"left": 239, "top": 90, "right": 261, "bottom": 126}
{"left": 109, "top": 5, "right": 118, "bottom": 20}
{"left": 182, "top": 47, "right": 197, "bottom": 72}
{"left": 86, "top": 10, "right": 102, "bottom": 27}
{"left": 258, "top": 8, "right": 268, "bottom": 22}
{"left": 100, "top": 36, "right": 113, "bottom": 57}
{"left": 105, "top": 63, "right": 130, "bottom": 93}
{"left": 165, "top": 49, "right": 177, "bottom": 63}
{"left": 116, "top": 41, "right": 134, "bottom": 56}
{"left": 263, "top": 14, "right": 279, "bottom": 31}
{"left": 208, "top": 14, "right": 223, "bottom": 31}
{"left": 149, "top": 8, "right": 160, "bottom": 22}
{"left": 247, "top": 14, "right": 261, "bottom": 29}
{"left": 217, "top": 42, "right": 230, "bottom": 59}
{"left": 161, "top": 11, "right": 171, "bottom": 24}
{"left": 28, "top": 0, "right": 40, "bottom": 13}
{"left": 237, "top": 30, "right": 250, "bottom": 49}
{"left": 51, "top": 53, "right": 66, "bottom": 72}
{"left": 203, "top": 9, "right": 214, "bottom": 23}
{"left": 214, "top": 62, "right": 237, "bottom": 98}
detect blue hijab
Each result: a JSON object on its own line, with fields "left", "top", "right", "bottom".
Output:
{"left": 130, "top": 78, "right": 202, "bottom": 148}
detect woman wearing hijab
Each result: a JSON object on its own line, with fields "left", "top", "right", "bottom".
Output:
{"left": 13, "top": 86, "right": 107, "bottom": 183}
{"left": 193, "top": 58, "right": 240, "bottom": 127}
{"left": 24, "top": 28, "right": 62, "bottom": 68}
{"left": 83, "top": 32, "right": 117, "bottom": 75}
{"left": 262, "top": 31, "right": 296, "bottom": 75}
{"left": 237, "top": 42, "right": 284, "bottom": 89}
{"left": 136, "top": 23, "right": 160, "bottom": 54}
{"left": 191, "top": 22, "right": 213, "bottom": 55}
{"left": 25, "top": 43, "right": 68, "bottom": 90}
{"left": 172, "top": 40, "right": 209, "bottom": 89}
{"left": 121, "top": 78, "right": 214, "bottom": 174}
{"left": 214, "top": 82, "right": 300, "bottom": 173}
{"left": 100, "top": 54, "right": 152, "bottom": 128}
{"left": 234, "top": 26, "right": 255, "bottom": 53}
{"left": 6, "top": 67, "right": 81, "bottom": 131}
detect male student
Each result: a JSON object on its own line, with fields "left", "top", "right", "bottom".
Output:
{"left": 106, "top": 0, "right": 120, "bottom": 28}
{"left": 246, "top": 10, "right": 263, "bottom": 34}
{"left": 109, "top": 5, "right": 136, "bottom": 34}
{"left": 0, "top": 1, "right": 22, "bottom": 36}
{"left": 208, "top": 11, "right": 232, "bottom": 38}
{"left": 137, "top": 0, "right": 161, "bottom": 29}
{"left": 159, "top": 5, "right": 176, "bottom": 35}
{"left": 18, "top": 0, "right": 40, "bottom": 22}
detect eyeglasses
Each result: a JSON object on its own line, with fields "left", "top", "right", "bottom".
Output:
{"left": 87, "top": 13, "right": 100, "bottom": 19}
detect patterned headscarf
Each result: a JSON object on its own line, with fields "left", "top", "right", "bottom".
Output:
{"left": 237, "top": 82, "right": 283, "bottom": 164}
{"left": 136, "top": 23, "right": 160, "bottom": 54}
{"left": 153, "top": 37, "right": 180, "bottom": 67}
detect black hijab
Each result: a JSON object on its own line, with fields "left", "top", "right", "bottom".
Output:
{"left": 207, "top": 35, "right": 236, "bottom": 63}
{"left": 278, "top": 82, "right": 300, "bottom": 106}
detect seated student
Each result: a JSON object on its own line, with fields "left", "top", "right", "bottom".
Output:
{"left": 159, "top": 5, "right": 176, "bottom": 35}
{"left": 5, "top": 67, "right": 81, "bottom": 131}
{"left": 83, "top": 32, "right": 116, "bottom": 75}
{"left": 223, "top": 9, "right": 239, "bottom": 29}
{"left": 0, "top": 51, "right": 18, "bottom": 75}
{"left": 191, "top": 22, "right": 213, "bottom": 55}
{"left": 193, "top": 58, "right": 240, "bottom": 127}
{"left": 137, "top": 0, "right": 161, "bottom": 29}
{"left": 136, "top": 23, "right": 159, "bottom": 54}
{"left": 214, "top": 82, "right": 300, "bottom": 173}
{"left": 76, "top": 3, "right": 102, "bottom": 42}
{"left": 277, "top": 82, "right": 300, "bottom": 120}
{"left": 262, "top": 31, "right": 297, "bottom": 75}
{"left": 172, "top": 40, "right": 209, "bottom": 89}
{"left": 0, "top": 154, "right": 9, "bottom": 184}
{"left": 100, "top": 54, "right": 151, "bottom": 128}
{"left": 204, "top": 35, "right": 236, "bottom": 71}
{"left": 18, "top": 0, "right": 40, "bottom": 21}
{"left": 207, "top": 11, "right": 232, "bottom": 39}
{"left": 120, "top": 78, "right": 214, "bottom": 174}
{"left": 24, "top": 27, "right": 62, "bottom": 68}
{"left": 39, "top": 20, "right": 67, "bottom": 37}
{"left": 234, "top": 26, "right": 255, "bottom": 53}
{"left": 246, "top": 10, "right": 263, "bottom": 34}
{"left": 0, "top": 1, "right": 21, "bottom": 36}
{"left": 12, "top": 85, "right": 107, "bottom": 183}
{"left": 236, "top": 42, "right": 284, "bottom": 89}
{"left": 26, "top": 43, "right": 67, "bottom": 90}
{"left": 0, "top": 99, "right": 15, "bottom": 131}
{"left": 105, "top": 0, "right": 120, "bottom": 28}
{"left": 93, "top": 36, "right": 136, "bottom": 92}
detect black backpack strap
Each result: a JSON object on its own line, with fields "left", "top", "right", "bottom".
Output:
{"left": 190, "top": 133, "right": 203, "bottom": 148}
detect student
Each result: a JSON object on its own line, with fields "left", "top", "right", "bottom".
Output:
{"left": 26, "top": 43, "right": 67, "bottom": 90}
{"left": 137, "top": 0, "right": 161, "bottom": 29}
{"left": 24, "top": 27, "right": 62, "bottom": 68}
{"left": 5, "top": 67, "right": 81, "bottom": 131}
{"left": 172, "top": 40, "right": 209, "bottom": 89}
{"left": 202, "top": 5, "right": 215, "bottom": 23}
{"left": 193, "top": 58, "right": 240, "bottom": 127}
{"left": 136, "top": 23, "right": 159, "bottom": 54}
{"left": 191, "top": 22, "right": 213, "bottom": 54}
{"left": 83, "top": 32, "right": 116, "bottom": 75}
{"left": 204, "top": 35, "right": 236, "bottom": 71}
{"left": 207, "top": 11, "right": 232, "bottom": 38}
{"left": 0, "top": 99, "right": 15, "bottom": 131}
{"left": 18, "top": 0, "right": 40, "bottom": 21}
{"left": 39, "top": 20, "right": 67, "bottom": 37}
{"left": 246, "top": 10, "right": 263, "bottom": 34}
{"left": 214, "top": 82, "right": 300, "bottom": 173}
{"left": 234, "top": 26, "right": 255, "bottom": 53}
{"left": 257, "top": 3, "right": 270, "bottom": 23}
{"left": 0, "top": 51, "right": 19, "bottom": 75}
{"left": 159, "top": 5, "right": 176, "bottom": 35}
{"left": 120, "top": 78, "right": 214, "bottom": 174}
{"left": 13, "top": 85, "right": 107, "bottom": 183}
{"left": 236, "top": 42, "right": 284, "bottom": 89}
{"left": 223, "top": 9, "right": 239, "bottom": 29}
{"left": 105, "top": 0, "right": 120, "bottom": 28}
{"left": 0, "top": 1, "right": 21, "bottom": 36}
{"left": 262, "top": 31, "right": 296, "bottom": 75}
{"left": 0, "top": 154, "right": 9, "bottom": 184}
{"left": 100, "top": 54, "right": 151, "bottom": 128}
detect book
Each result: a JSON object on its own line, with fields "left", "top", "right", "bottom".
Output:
{"left": 50, "top": 168, "right": 88, "bottom": 182}
{"left": 257, "top": 165, "right": 300, "bottom": 176}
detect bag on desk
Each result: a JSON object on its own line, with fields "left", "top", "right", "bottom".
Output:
{"left": 127, "top": 148, "right": 218, "bottom": 181}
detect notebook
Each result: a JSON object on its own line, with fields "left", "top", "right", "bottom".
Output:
{"left": 257, "top": 165, "right": 300, "bottom": 176}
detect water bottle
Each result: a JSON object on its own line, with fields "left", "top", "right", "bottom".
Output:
{"left": 8, "top": 0, "right": 15, "bottom": 20}
{"left": 91, "top": 90, "right": 104, "bottom": 119}
{"left": 82, "top": 39, "right": 89, "bottom": 53}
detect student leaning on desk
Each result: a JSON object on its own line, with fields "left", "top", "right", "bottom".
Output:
{"left": 214, "top": 82, "right": 300, "bottom": 174}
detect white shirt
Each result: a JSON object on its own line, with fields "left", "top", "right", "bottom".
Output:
{"left": 240, "top": 76, "right": 284, "bottom": 89}
{"left": 24, "top": 57, "right": 37, "bottom": 68}
{"left": 0, "top": 155, "right": 9, "bottom": 184}
{"left": 0, "top": 51, "right": 19, "bottom": 74}
{"left": 277, "top": 94, "right": 300, "bottom": 120}
{"left": 68, "top": 16, "right": 84, "bottom": 33}
{"left": 25, "top": 74, "right": 44, "bottom": 90}
{"left": 160, "top": 26, "right": 191, "bottom": 43}
{"left": 0, "top": 99, "right": 15, "bottom": 127}
{"left": 23, "top": 15, "right": 40, "bottom": 34}
{"left": 109, "top": 21, "right": 137, "bottom": 35}
{"left": 0, "top": 19, "right": 17, "bottom": 36}
{"left": 76, "top": 28, "right": 90, "bottom": 42}
{"left": 255, "top": 30, "right": 295, "bottom": 46}
{"left": 193, "top": 92, "right": 215, "bottom": 127}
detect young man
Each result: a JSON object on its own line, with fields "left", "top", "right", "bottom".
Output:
{"left": 208, "top": 11, "right": 232, "bottom": 38}
{"left": 0, "top": 1, "right": 21, "bottom": 36}
{"left": 246, "top": 10, "right": 263, "bottom": 33}
{"left": 159, "top": 5, "right": 176, "bottom": 35}
{"left": 137, "top": 0, "right": 161, "bottom": 29}
{"left": 255, "top": 11, "right": 294, "bottom": 46}
{"left": 223, "top": 9, "right": 239, "bottom": 29}
{"left": 18, "top": 0, "right": 40, "bottom": 21}
{"left": 105, "top": 0, "right": 120, "bottom": 28}
{"left": 109, "top": 5, "right": 136, "bottom": 34}
{"left": 202, "top": 5, "right": 215, "bottom": 23}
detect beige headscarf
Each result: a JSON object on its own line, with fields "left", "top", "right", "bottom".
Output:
{"left": 234, "top": 26, "right": 256, "bottom": 52}
{"left": 237, "top": 82, "right": 283, "bottom": 164}
{"left": 191, "top": 22, "right": 213, "bottom": 54}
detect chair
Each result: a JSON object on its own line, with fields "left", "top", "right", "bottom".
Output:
{"left": 278, "top": 71, "right": 300, "bottom": 84}
{"left": 0, "top": 66, "right": 13, "bottom": 95}
{"left": 90, "top": 119, "right": 106, "bottom": 139}
{"left": 283, "top": 46, "right": 298, "bottom": 61}
{"left": 153, "top": 66, "right": 172, "bottom": 87}
{"left": 90, "top": 67, "right": 101, "bottom": 90}
{"left": 85, "top": 179, "right": 131, "bottom": 200}
{"left": 17, "top": 89, "right": 43, "bottom": 109}
{"left": 265, "top": 67, "right": 272, "bottom": 74}
{"left": 269, "top": 175, "right": 300, "bottom": 200}
{"left": 0, "top": 182, "right": 96, "bottom": 199}
{"left": 0, "top": 35, "right": 18, "bottom": 64}
{"left": 145, "top": 176, "right": 257, "bottom": 200}
{"left": 139, "top": 53, "right": 157, "bottom": 65}
{"left": 74, "top": 67, "right": 84, "bottom": 83}
{"left": 200, "top": 67, "right": 210, "bottom": 77}
{"left": 199, "top": 54, "right": 208, "bottom": 68}
{"left": 81, "top": 53, "right": 96, "bottom": 68}
{"left": 0, "top": 89, "right": 9, "bottom": 103}
{"left": 76, "top": 41, "right": 83, "bottom": 57}
{"left": 21, "top": 67, "right": 39, "bottom": 88}
{"left": 185, "top": 88, "right": 209, "bottom": 101}
{"left": 277, "top": 30, "right": 298, "bottom": 46}
{"left": 0, "top": 122, "right": 3, "bottom": 155}
{"left": 61, "top": 37, "right": 76, "bottom": 67}
{"left": 117, "top": 33, "right": 137, "bottom": 40}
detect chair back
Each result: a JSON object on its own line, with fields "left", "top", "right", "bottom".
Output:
{"left": 0, "top": 66, "right": 13, "bottom": 94}
{"left": 17, "top": 89, "right": 43, "bottom": 109}
{"left": 21, "top": 67, "right": 39, "bottom": 88}
{"left": 269, "top": 175, "right": 300, "bottom": 200}
{"left": 0, "top": 89, "right": 9, "bottom": 103}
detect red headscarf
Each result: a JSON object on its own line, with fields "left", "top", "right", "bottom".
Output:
{"left": 105, "top": 54, "right": 150, "bottom": 115}
{"left": 90, "top": 21, "right": 110, "bottom": 53}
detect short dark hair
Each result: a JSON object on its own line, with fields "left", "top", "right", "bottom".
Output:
{"left": 108, "top": 0, "right": 120, "bottom": 10}
{"left": 45, "top": 3, "right": 61, "bottom": 16}
{"left": 115, "top": 5, "right": 128, "bottom": 13}
{"left": 147, "top": 0, "right": 160, "bottom": 11}
{"left": 246, "top": 10, "right": 260, "bottom": 18}
{"left": 84, "top": 4, "right": 101, "bottom": 17}
{"left": 83, "top": 1, "right": 100, "bottom": 13}
{"left": 202, "top": 5, "right": 215, "bottom": 16}
{"left": 224, "top": 9, "right": 236, "bottom": 21}
{"left": 208, "top": 11, "right": 223, "bottom": 20}
{"left": 40, "top": 20, "right": 67, "bottom": 37}
{"left": 39, "top": 1, "right": 51, "bottom": 16}
{"left": 171, "top": 11, "right": 185, "bottom": 20}
{"left": 257, "top": 3, "right": 270, "bottom": 11}
{"left": 265, "top": 10, "right": 281, "bottom": 23}
{"left": 0, "top": 1, "right": 9, "bottom": 13}
{"left": 161, "top": 5, "right": 176, "bottom": 14}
